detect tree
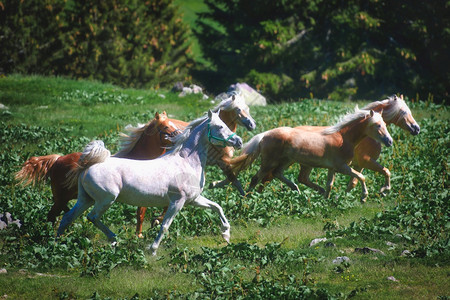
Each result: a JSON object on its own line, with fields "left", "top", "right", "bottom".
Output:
{"left": 195, "top": 0, "right": 449, "bottom": 102}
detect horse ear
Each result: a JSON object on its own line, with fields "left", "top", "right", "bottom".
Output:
{"left": 400, "top": 94, "right": 404, "bottom": 100}
{"left": 162, "top": 111, "right": 167, "bottom": 116}
{"left": 155, "top": 112, "right": 160, "bottom": 119}
{"left": 232, "top": 95, "right": 235, "bottom": 101}
{"left": 370, "top": 109, "right": 374, "bottom": 117}
{"left": 208, "top": 109, "right": 213, "bottom": 119}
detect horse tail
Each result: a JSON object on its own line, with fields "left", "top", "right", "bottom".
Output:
{"left": 15, "top": 154, "right": 61, "bottom": 186}
{"left": 230, "top": 132, "right": 266, "bottom": 174}
{"left": 65, "top": 140, "right": 111, "bottom": 189}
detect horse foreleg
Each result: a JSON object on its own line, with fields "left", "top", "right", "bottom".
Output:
{"left": 136, "top": 207, "right": 147, "bottom": 238}
{"left": 190, "top": 195, "right": 231, "bottom": 243}
{"left": 345, "top": 165, "right": 363, "bottom": 192}
{"left": 359, "top": 158, "right": 391, "bottom": 194}
{"left": 325, "top": 169, "right": 336, "bottom": 198}
{"left": 149, "top": 199, "right": 185, "bottom": 256}
{"left": 248, "top": 166, "right": 273, "bottom": 193}
{"left": 297, "top": 165, "right": 325, "bottom": 195}
{"left": 336, "top": 165, "right": 367, "bottom": 202}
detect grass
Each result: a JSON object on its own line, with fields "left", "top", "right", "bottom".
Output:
{"left": 0, "top": 74, "right": 449, "bottom": 299}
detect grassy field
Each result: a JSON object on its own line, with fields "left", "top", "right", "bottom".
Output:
{"left": 0, "top": 75, "right": 448, "bottom": 299}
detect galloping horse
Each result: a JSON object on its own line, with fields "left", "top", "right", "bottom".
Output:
{"left": 135, "top": 93, "right": 256, "bottom": 237}
{"left": 230, "top": 109, "right": 393, "bottom": 202}
{"left": 345, "top": 95, "right": 419, "bottom": 193}
{"left": 250, "top": 95, "right": 419, "bottom": 195}
{"left": 15, "top": 111, "right": 180, "bottom": 223}
{"left": 58, "top": 111, "right": 243, "bottom": 255}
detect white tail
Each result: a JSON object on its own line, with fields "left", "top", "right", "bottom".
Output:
{"left": 230, "top": 132, "right": 267, "bottom": 174}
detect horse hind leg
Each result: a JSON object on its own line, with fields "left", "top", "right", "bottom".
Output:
{"left": 86, "top": 198, "right": 117, "bottom": 242}
{"left": 361, "top": 158, "right": 391, "bottom": 194}
{"left": 151, "top": 207, "right": 168, "bottom": 228}
{"left": 136, "top": 207, "right": 147, "bottom": 238}
{"left": 57, "top": 188, "right": 94, "bottom": 237}
{"left": 190, "top": 195, "right": 231, "bottom": 243}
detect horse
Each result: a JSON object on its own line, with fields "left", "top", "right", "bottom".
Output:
{"left": 230, "top": 109, "right": 393, "bottom": 202}
{"left": 135, "top": 93, "right": 256, "bottom": 237}
{"left": 15, "top": 111, "right": 180, "bottom": 223}
{"left": 252, "top": 95, "right": 419, "bottom": 195}
{"left": 345, "top": 95, "right": 419, "bottom": 193}
{"left": 57, "top": 110, "right": 243, "bottom": 256}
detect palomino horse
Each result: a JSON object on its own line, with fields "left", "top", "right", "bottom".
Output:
{"left": 252, "top": 95, "right": 419, "bottom": 195}
{"left": 58, "top": 111, "right": 243, "bottom": 255}
{"left": 135, "top": 93, "right": 256, "bottom": 237}
{"left": 230, "top": 109, "right": 393, "bottom": 202}
{"left": 15, "top": 111, "right": 180, "bottom": 223}
{"left": 345, "top": 95, "right": 419, "bottom": 193}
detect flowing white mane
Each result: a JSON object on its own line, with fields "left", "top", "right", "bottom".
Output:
{"left": 167, "top": 115, "right": 209, "bottom": 154}
{"left": 212, "top": 92, "right": 248, "bottom": 112}
{"left": 363, "top": 95, "right": 410, "bottom": 123}
{"left": 323, "top": 108, "right": 374, "bottom": 134}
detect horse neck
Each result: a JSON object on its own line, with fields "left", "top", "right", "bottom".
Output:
{"left": 338, "top": 118, "right": 370, "bottom": 147}
{"left": 218, "top": 110, "right": 238, "bottom": 132}
{"left": 125, "top": 123, "right": 165, "bottom": 159}
{"left": 179, "top": 121, "right": 209, "bottom": 169}
{"left": 370, "top": 102, "right": 397, "bottom": 125}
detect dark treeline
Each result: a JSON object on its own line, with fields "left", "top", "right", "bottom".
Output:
{"left": 1, "top": 0, "right": 448, "bottom": 102}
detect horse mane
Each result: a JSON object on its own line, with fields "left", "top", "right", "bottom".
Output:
{"left": 115, "top": 121, "right": 154, "bottom": 157}
{"left": 362, "top": 95, "right": 409, "bottom": 123}
{"left": 323, "top": 107, "right": 372, "bottom": 134}
{"left": 212, "top": 91, "right": 246, "bottom": 112}
{"left": 167, "top": 115, "right": 209, "bottom": 154}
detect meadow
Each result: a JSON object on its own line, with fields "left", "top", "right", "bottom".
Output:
{"left": 0, "top": 75, "right": 448, "bottom": 299}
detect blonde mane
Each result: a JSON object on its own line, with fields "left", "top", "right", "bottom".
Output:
{"left": 363, "top": 95, "right": 409, "bottom": 123}
{"left": 212, "top": 92, "right": 247, "bottom": 112}
{"left": 323, "top": 108, "right": 372, "bottom": 134}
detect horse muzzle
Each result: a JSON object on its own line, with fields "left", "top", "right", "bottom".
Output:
{"left": 409, "top": 124, "right": 420, "bottom": 136}
{"left": 243, "top": 118, "right": 257, "bottom": 131}
{"left": 383, "top": 136, "right": 393, "bottom": 147}
{"left": 230, "top": 136, "right": 243, "bottom": 149}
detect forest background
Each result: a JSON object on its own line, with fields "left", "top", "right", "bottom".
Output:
{"left": 0, "top": 0, "right": 448, "bottom": 103}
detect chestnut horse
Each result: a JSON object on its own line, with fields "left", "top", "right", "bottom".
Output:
{"left": 15, "top": 111, "right": 180, "bottom": 223}
{"left": 230, "top": 109, "right": 393, "bottom": 202}
{"left": 135, "top": 94, "right": 257, "bottom": 237}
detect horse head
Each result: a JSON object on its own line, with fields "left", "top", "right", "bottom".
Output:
{"left": 366, "top": 110, "right": 393, "bottom": 147}
{"left": 207, "top": 110, "right": 243, "bottom": 149}
{"left": 390, "top": 95, "right": 420, "bottom": 136}
{"left": 154, "top": 111, "right": 182, "bottom": 146}
{"left": 217, "top": 93, "right": 257, "bottom": 131}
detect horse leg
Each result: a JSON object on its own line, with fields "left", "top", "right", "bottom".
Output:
{"left": 336, "top": 164, "right": 368, "bottom": 202}
{"left": 324, "top": 169, "right": 336, "bottom": 199}
{"left": 248, "top": 166, "right": 273, "bottom": 193}
{"left": 297, "top": 165, "right": 325, "bottom": 195}
{"left": 345, "top": 164, "right": 363, "bottom": 192}
{"left": 57, "top": 188, "right": 94, "bottom": 237}
{"left": 257, "top": 173, "right": 274, "bottom": 193}
{"left": 152, "top": 207, "right": 168, "bottom": 228}
{"left": 209, "top": 179, "right": 230, "bottom": 189}
{"left": 358, "top": 158, "right": 391, "bottom": 194}
{"left": 148, "top": 199, "right": 185, "bottom": 256}
{"left": 273, "top": 166, "right": 300, "bottom": 192}
{"left": 87, "top": 197, "right": 117, "bottom": 242}
{"left": 136, "top": 207, "right": 147, "bottom": 238}
{"left": 190, "top": 195, "right": 231, "bottom": 243}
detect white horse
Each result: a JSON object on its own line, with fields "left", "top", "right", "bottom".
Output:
{"left": 57, "top": 110, "right": 243, "bottom": 255}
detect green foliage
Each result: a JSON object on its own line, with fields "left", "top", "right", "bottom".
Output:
{"left": 0, "top": 0, "right": 193, "bottom": 89}
{"left": 195, "top": 0, "right": 449, "bottom": 102}
{"left": 0, "top": 76, "right": 448, "bottom": 298}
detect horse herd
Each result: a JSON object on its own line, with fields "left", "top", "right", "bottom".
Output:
{"left": 15, "top": 94, "right": 419, "bottom": 255}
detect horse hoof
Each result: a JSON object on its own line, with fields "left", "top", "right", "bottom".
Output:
{"left": 137, "top": 233, "right": 144, "bottom": 239}
{"left": 360, "top": 195, "right": 368, "bottom": 203}
{"left": 222, "top": 229, "right": 231, "bottom": 244}
{"left": 151, "top": 219, "right": 161, "bottom": 228}
{"left": 111, "top": 241, "right": 118, "bottom": 247}
{"left": 380, "top": 186, "right": 391, "bottom": 195}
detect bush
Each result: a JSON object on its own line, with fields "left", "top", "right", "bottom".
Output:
{"left": 0, "top": 0, "right": 193, "bottom": 89}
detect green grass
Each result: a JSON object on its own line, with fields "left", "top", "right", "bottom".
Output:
{"left": 0, "top": 75, "right": 449, "bottom": 299}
